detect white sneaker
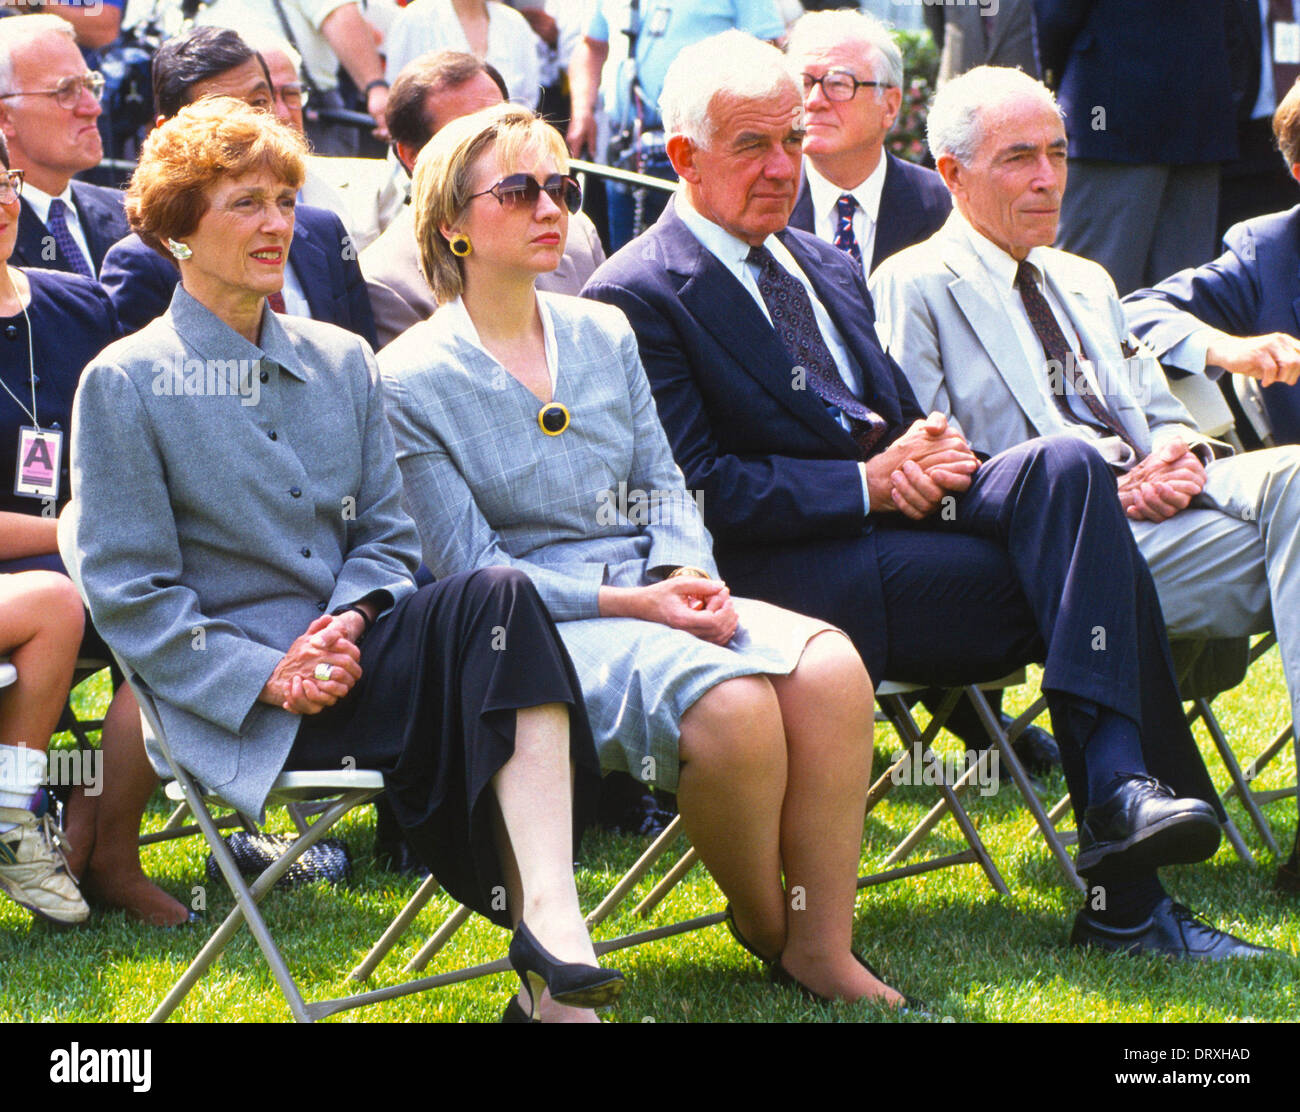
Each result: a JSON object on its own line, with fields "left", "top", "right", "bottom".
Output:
{"left": 0, "top": 806, "right": 89, "bottom": 925}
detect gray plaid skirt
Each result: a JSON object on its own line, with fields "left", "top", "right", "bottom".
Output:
{"left": 554, "top": 598, "right": 841, "bottom": 793}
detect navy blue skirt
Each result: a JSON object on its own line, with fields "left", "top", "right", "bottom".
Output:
{"left": 287, "top": 566, "right": 599, "bottom": 928}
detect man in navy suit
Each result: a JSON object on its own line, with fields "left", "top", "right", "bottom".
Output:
{"left": 1034, "top": 0, "right": 1238, "bottom": 295}
{"left": 583, "top": 31, "right": 1270, "bottom": 959}
{"left": 0, "top": 15, "right": 128, "bottom": 278}
{"left": 784, "top": 10, "right": 951, "bottom": 279}
{"left": 1124, "top": 76, "right": 1300, "bottom": 446}
{"left": 95, "top": 28, "right": 375, "bottom": 346}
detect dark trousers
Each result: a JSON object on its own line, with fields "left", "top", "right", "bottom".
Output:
{"left": 722, "top": 436, "right": 1220, "bottom": 824}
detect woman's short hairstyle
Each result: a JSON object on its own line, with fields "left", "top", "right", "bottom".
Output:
{"left": 410, "top": 102, "right": 568, "bottom": 304}
{"left": 1275, "top": 78, "right": 1300, "bottom": 170}
{"left": 126, "top": 97, "right": 307, "bottom": 260}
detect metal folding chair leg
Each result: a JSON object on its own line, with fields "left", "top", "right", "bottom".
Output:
{"left": 965, "top": 686, "right": 1086, "bottom": 892}
{"left": 349, "top": 874, "right": 442, "bottom": 981}
{"left": 875, "top": 687, "right": 1010, "bottom": 895}
{"left": 584, "top": 813, "right": 688, "bottom": 930}
{"left": 149, "top": 763, "right": 382, "bottom": 1023}
{"left": 1189, "top": 696, "right": 1276, "bottom": 855}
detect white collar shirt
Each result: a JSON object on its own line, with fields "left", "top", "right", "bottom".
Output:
{"left": 803, "top": 153, "right": 887, "bottom": 284}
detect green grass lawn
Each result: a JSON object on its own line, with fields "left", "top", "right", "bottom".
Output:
{"left": 3, "top": 648, "right": 1296, "bottom": 1024}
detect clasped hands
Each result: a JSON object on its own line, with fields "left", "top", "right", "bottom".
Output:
{"left": 598, "top": 577, "right": 739, "bottom": 646}
{"left": 259, "top": 611, "right": 366, "bottom": 715}
{"left": 865, "top": 412, "right": 981, "bottom": 520}
{"left": 1117, "top": 437, "right": 1207, "bottom": 522}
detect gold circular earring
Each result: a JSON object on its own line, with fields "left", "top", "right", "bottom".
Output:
{"left": 167, "top": 239, "right": 192, "bottom": 261}
{"left": 449, "top": 233, "right": 472, "bottom": 258}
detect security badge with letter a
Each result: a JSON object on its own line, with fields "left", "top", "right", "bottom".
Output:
{"left": 15, "top": 425, "right": 61, "bottom": 499}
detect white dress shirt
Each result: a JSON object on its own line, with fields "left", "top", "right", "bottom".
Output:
{"left": 676, "top": 192, "right": 874, "bottom": 511}
{"left": 803, "top": 154, "right": 887, "bottom": 284}
{"left": 958, "top": 213, "right": 1139, "bottom": 467}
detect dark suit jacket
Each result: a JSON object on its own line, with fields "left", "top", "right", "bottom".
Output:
{"left": 1033, "top": 0, "right": 1237, "bottom": 164}
{"left": 99, "top": 204, "right": 378, "bottom": 348}
{"left": 788, "top": 154, "right": 952, "bottom": 275}
{"left": 1124, "top": 204, "right": 1300, "bottom": 441}
{"left": 581, "top": 201, "right": 924, "bottom": 678}
{"left": 13, "top": 181, "right": 129, "bottom": 277}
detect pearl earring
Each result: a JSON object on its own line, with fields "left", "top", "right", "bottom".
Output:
{"left": 167, "top": 239, "right": 192, "bottom": 261}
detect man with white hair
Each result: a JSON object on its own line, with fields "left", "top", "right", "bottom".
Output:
{"left": 584, "top": 32, "right": 1270, "bottom": 962}
{"left": 871, "top": 64, "right": 1300, "bottom": 903}
{"left": 0, "top": 14, "right": 128, "bottom": 277}
{"left": 785, "top": 9, "right": 951, "bottom": 279}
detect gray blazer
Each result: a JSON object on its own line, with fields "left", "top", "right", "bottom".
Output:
{"left": 869, "top": 212, "right": 1208, "bottom": 467}
{"left": 66, "top": 287, "right": 420, "bottom": 816}
{"left": 378, "top": 293, "right": 713, "bottom": 619}
{"left": 363, "top": 208, "right": 607, "bottom": 349}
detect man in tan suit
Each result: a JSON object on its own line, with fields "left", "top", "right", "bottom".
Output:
{"left": 362, "top": 50, "right": 606, "bottom": 347}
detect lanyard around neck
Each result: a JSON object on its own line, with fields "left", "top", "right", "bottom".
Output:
{"left": 0, "top": 300, "right": 38, "bottom": 426}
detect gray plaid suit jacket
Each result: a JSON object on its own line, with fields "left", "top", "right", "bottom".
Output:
{"left": 378, "top": 292, "right": 714, "bottom": 619}
{"left": 66, "top": 287, "right": 420, "bottom": 816}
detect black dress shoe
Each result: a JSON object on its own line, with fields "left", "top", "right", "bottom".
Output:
{"left": 500, "top": 996, "right": 538, "bottom": 1023}
{"left": 725, "top": 903, "right": 775, "bottom": 964}
{"left": 1075, "top": 774, "right": 1221, "bottom": 874}
{"left": 1070, "top": 897, "right": 1278, "bottom": 959}
{"left": 508, "top": 922, "right": 624, "bottom": 1018}
{"left": 1007, "top": 718, "right": 1061, "bottom": 778}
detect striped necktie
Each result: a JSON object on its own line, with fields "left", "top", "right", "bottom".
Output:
{"left": 833, "top": 193, "right": 862, "bottom": 266}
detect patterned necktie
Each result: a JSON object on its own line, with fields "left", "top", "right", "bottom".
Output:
{"left": 46, "top": 198, "right": 94, "bottom": 279}
{"left": 267, "top": 290, "right": 287, "bottom": 313}
{"left": 748, "top": 244, "right": 887, "bottom": 458}
{"left": 833, "top": 194, "right": 862, "bottom": 266}
{"left": 1016, "top": 260, "right": 1144, "bottom": 458}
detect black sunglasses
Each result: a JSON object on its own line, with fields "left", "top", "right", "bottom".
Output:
{"left": 469, "top": 173, "right": 583, "bottom": 214}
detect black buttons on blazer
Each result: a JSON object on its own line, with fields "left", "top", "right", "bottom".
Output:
{"left": 268, "top": 430, "right": 277, "bottom": 440}
{"left": 289, "top": 486, "right": 301, "bottom": 497}
{"left": 300, "top": 547, "right": 311, "bottom": 558}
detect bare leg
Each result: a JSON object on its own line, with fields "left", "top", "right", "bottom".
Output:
{"left": 0, "top": 571, "right": 81, "bottom": 751}
{"left": 768, "top": 631, "right": 899, "bottom": 1004}
{"left": 677, "top": 675, "right": 789, "bottom": 960}
{"left": 492, "top": 702, "right": 601, "bottom": 1023}
{"left": 79, "top": 685, "right": 189, "bottom": 925}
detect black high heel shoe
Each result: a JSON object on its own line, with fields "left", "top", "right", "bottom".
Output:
{"left": 508, "top": 922, "right": 625, "bottom": 1019}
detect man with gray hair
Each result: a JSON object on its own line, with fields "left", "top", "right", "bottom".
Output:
{"left": 872, "top": 64, "right": 1300, "bottom": 907}
{"left": 785, "top": 9, "right": 951, "bottom": 279}
{"left": 0, "top": 14, "right": 128, "bottom": 277}
{"left": 585, "top": 32, "right": 1268, "bottom": 964}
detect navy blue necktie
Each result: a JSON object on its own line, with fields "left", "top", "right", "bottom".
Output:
{"left": 748, "top": 244, "right": 886, "bottom": 458}
{"left": 46, "top": 198, "right": 94, "bottom": 279}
